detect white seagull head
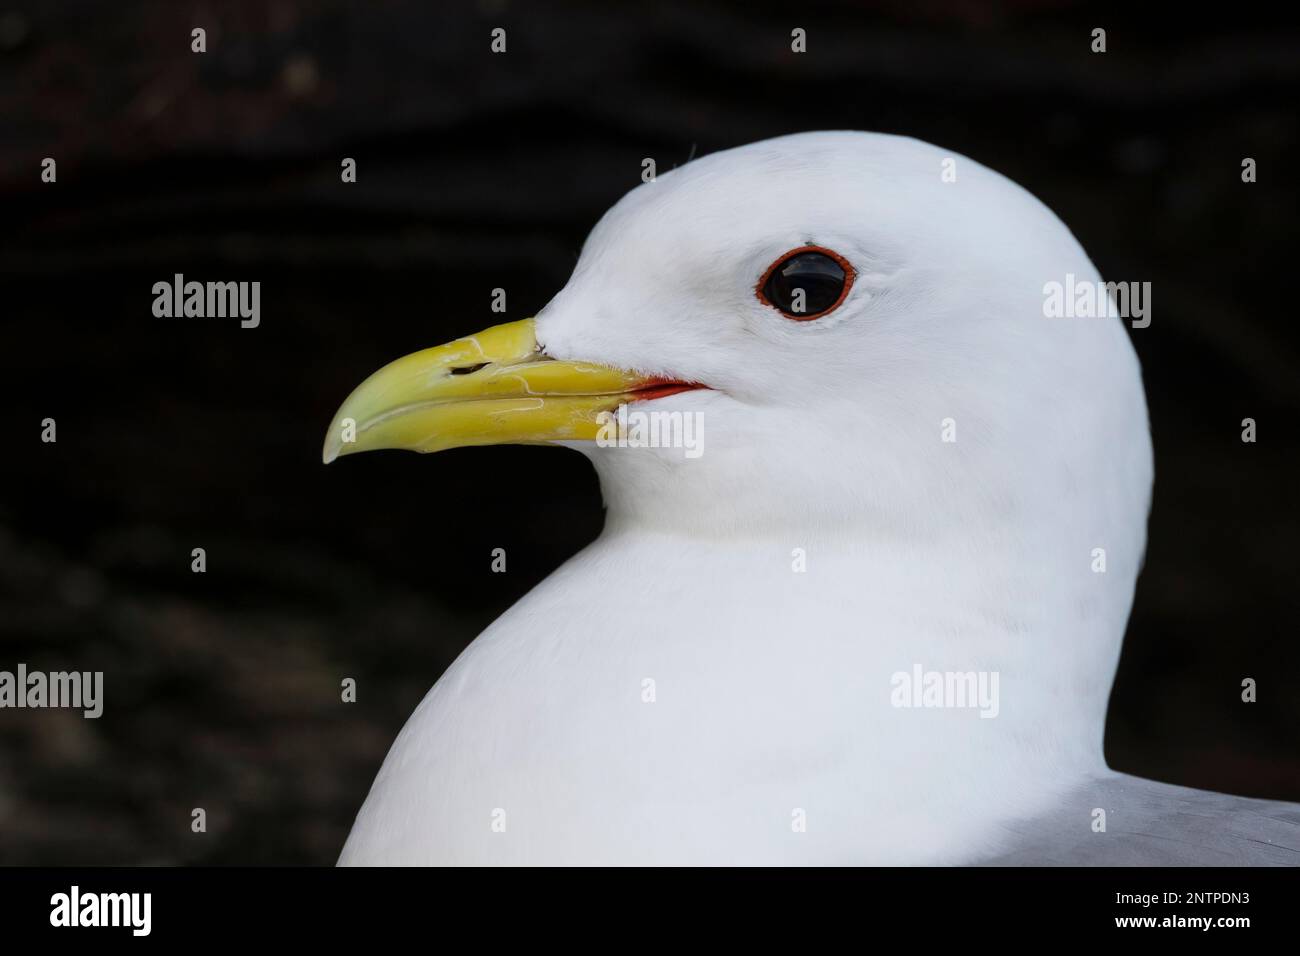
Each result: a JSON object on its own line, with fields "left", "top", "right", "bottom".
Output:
{"left": 536, "top": 131, "right": 1152, "bottom": 544}
{"left": 326, "top": 131, "right": 1152, "bottom": 554}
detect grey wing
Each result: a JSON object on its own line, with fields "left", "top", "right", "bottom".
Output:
{"left": 976, "top": 771, "right": 1300, "bottom": 865}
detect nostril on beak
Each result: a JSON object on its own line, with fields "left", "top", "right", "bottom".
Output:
{"left": 450, "top": 363, "right": 490, "bottom": 376}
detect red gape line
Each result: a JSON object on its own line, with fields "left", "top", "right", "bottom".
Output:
{"left": 630, "top": 380, "right": 707, "bottom": 402}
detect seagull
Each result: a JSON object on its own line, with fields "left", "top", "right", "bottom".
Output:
{"left": 323, "top": 131, "right": 1299, "bottom": 865}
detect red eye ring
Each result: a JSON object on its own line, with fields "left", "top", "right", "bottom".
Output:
{"left": 755, "top": 245, "right": 856, "bottom": 321}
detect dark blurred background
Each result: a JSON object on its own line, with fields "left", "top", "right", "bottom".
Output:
{"left": 0, "top": 1, "right": 1297, "bottom": 864}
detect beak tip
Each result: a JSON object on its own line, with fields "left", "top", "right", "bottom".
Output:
{"left": 322, "top": 427, "right": 342, "bottom": 465}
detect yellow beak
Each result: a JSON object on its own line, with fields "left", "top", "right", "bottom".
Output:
{"left": 322, "top": 318, "right": 688, "bottom": 463}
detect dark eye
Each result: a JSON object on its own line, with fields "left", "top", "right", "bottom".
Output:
{"left": 757, "top": 246, "right": 854, "bottom": 320}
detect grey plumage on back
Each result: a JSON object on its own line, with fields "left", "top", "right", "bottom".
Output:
{"left": 979, "top": 772, "right": 1300, "bottom": 865}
